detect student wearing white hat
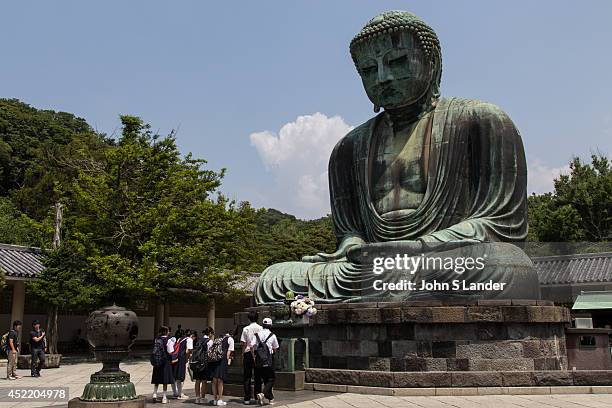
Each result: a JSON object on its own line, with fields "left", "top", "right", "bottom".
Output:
{"left": 250, "top": 318, "right": 279, "bottom": 406}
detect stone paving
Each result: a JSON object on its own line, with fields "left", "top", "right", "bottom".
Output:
{"left": 1, "top": 361, "right": 612, "bottom": 407}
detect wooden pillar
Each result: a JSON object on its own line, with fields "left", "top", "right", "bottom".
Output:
{"left": 207, "top": 298, "right": 216, "bottom": 331}
{"left": 10, "top": 281, "right": 26, "bottom": 346}
{"left": 163, "top": 301, "right": 170, "bottom": 327}
{"left": 153, "top": 300, "right": 164, "bottom": 338}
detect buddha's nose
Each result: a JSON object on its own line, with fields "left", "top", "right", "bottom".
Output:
{"left": 377, "top": 62, "right": 394, "bottom": 84}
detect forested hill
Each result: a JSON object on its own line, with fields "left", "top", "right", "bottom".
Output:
{"left": 252, "top": 208, "right": 336, "bottom": 269}
{"left": 0, "top": 99, "right": 110, "bottom": 219}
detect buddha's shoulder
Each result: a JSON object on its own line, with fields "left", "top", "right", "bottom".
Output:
{"left": 442, "top": 97, "right": 513, "bottom": 123}
{"left": 330, "top": 115, "right": 378, "bottom": 153}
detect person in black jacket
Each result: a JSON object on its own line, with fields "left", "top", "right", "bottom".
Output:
{"left": 29, "top": 320, "right": 46, "bottom": 377}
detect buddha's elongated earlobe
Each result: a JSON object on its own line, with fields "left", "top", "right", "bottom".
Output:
{"left": 373, "top": 104, "right": 381, "bottom": 113}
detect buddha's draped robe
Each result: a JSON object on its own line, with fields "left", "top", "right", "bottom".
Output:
{"left": 254, "top": 98, "right": 540, "bottom": 304}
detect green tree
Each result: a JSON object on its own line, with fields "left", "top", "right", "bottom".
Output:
{"left": 29, "top": 244, "right": 103, "bottom": 353}
{"left": 528, "top": 154, "right": 611, "bottom": 242}
{"left": 56, "top": 115, "right": 255, "bottom": 304}
{"left": 0, "top": 197, "right": 46, "bottom": 246}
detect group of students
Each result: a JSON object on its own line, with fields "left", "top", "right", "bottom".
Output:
{"left": 150, "top": 313, "right": 278, "bottom": 406}
{"left": 2, "top": 319, "right": 46, "bottom": 380}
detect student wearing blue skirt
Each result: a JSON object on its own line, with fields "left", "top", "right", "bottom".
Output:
{"left": 151, "top": 326, "right": 175, "bottom": 404}
{"left": 207, "top": 328, "right": 235, "bottom": 406}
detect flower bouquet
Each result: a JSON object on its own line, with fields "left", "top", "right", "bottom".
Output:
{"left": 290, "top": 295, "right": 317, "bottom": 323}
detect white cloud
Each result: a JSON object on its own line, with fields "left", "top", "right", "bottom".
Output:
{"left": 250, "top": 113, "right": 353, "bottom": 219}
{"left": 527, "top": 159, "right": 570, "bottom": 194}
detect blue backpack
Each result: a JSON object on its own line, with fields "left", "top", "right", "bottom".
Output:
{"left": 150, "top": 338, "right": 166, "bottom": 368}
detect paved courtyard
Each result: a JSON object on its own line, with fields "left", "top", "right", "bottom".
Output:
{"left": 1, "top": 361, "right": 612, "bottom": 407}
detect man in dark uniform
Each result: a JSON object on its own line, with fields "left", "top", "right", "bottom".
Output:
{"left": 29, "top": 320, "right": 46, "bottom": 377}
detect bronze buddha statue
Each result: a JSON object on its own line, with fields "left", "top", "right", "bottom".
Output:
{"left": 254, "top": 11, "right": 540, "bottom": 304}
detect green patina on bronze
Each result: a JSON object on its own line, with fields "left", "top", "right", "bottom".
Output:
{"left": 254, "top": 10, "right": 540, "bottom": 304}
{"left": 79, "top": 305, "right": 139, "bottom": 402}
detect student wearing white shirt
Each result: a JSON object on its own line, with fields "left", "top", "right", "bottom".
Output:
{"left": 173, "top": 329, "right": 190, "bottom": 400}
{"left": 240, "top": 311, "right": 262, "bottom": 404}
{"left": 165, "top": 330, "right": 179, "bottom": 398}
{"left": 250, "top": 318, "right": 279, "bottom": 406}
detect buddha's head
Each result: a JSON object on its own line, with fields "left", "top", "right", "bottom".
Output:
{"left": 350, "top": 11, "right": 442, "bottom": 113}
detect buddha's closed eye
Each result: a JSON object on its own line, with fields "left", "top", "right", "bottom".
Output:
{"left": 359, "top": 65, "right": 377, "bottom": 75}
{"left": 388, "top": 55, "right": 408, "bottom": 66}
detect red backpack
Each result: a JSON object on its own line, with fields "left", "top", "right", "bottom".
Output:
{"left": 170, "top": 337, "right": 187, "bottom": 364}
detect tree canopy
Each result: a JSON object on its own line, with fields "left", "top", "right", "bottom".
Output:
{"left": 0, "top": 197, "right": 45, "bottom": 246}
{"left": 33, "top": 115, "right": 261, "bottom": 307}
{"left": 528, "top": 154, "right": 611, "bottom": 243}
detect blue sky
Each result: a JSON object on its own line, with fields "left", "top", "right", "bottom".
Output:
{"left": 2, "top": 1, "right": 611, "bottom": 218}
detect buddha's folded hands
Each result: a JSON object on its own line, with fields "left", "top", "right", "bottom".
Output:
{"left": 346, "top": 240, "right": 423, "bottom": 264}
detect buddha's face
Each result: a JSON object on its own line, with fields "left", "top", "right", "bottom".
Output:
{"left": 353, "top": 31, "right": 433, "bottom": 110}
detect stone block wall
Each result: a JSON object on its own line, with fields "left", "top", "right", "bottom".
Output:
{"left": 237, "top": 300, "right": 571, "bottom": 372}
{"left": 305, "top": 368, "right": 612, "bottom": 388}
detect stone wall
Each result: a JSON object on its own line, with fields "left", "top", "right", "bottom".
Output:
{"left": 236, "top": 299, "right": 571, "bottom": 372}
{"left": 305, "top": 368, "right": 612, "bottom": 388}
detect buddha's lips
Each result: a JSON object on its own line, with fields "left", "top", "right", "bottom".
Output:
{"left": 380, "top": 86, "right": 400, "bottom": 98}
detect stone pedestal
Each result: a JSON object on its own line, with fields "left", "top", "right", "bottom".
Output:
{"left": 68, "top": 396, "right": 145, "bottom": 408}
{"left": 18, "top": 353, "right": 61, "bottom": 369}
{"left": 236, "top": 300, "right": 570, "bottom": 372}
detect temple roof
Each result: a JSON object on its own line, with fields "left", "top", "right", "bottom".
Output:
{"left": 0, "top": 243, "right": 46, "bottom": 279}
{"left": 533, "top": 252, "right": 612, "bottom": 285}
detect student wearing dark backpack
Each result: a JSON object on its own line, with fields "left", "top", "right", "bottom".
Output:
{"left": 250, "top": 318, "right": 279, "bottom": 406}
{"left": 151, "top": 326, "right": 175, "bottom": 404}
{"left": 207, "top": 328, "right": 235, "bottom": 406}
{"left": 192, "top": 327, "right": 212, "bottom": 404}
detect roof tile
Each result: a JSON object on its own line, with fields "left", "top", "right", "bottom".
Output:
{"left": 533, "top": 252, "right": 612, "bottom": 285}
{"left": 0, "top": 244, "right": 46, "bottom": 279}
